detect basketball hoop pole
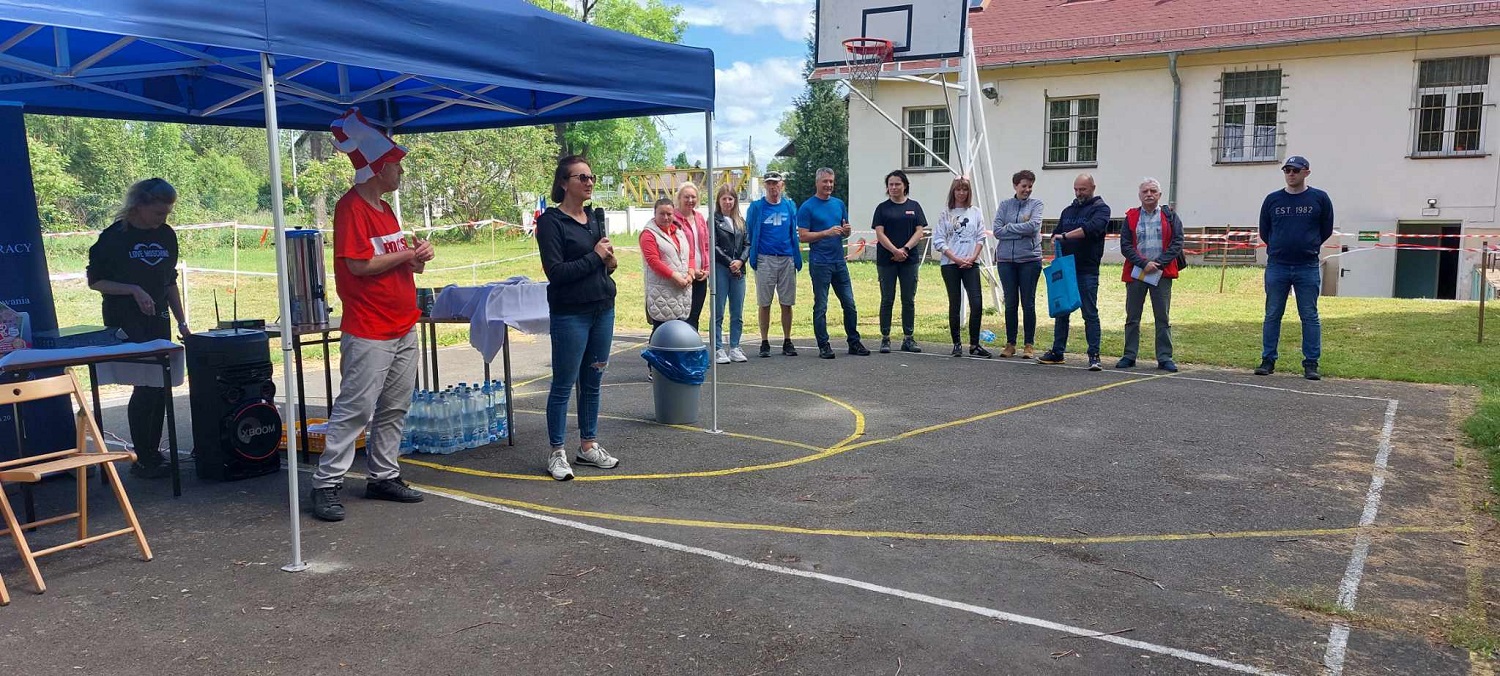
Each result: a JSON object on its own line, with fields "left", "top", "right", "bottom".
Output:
{"left": 842, "top": 82, "right": 960, "bottom": 176}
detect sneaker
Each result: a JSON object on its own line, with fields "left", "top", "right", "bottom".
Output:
{"left": 1158, "top": 360, "right": 1179, "bottom": 373}
{"left": 547, "top": 450, "right": 574, "bottom": 481}
{"left": 951, "top": 344, "right": 963, "bottom": 357}
{"left": 1254, "top": 358, "right": 1275, "bottom": 376}
{"left": 969, "top": 345, "right": 992, "bottom": 359}
{"left": 759, "top": 340, "right": 772, "bottom": 358}
{"left": 1022, "top": 345, "right": 1035, "bottom": 359}
{"left": 879, "top": 337, "right": 891, "bottom": 353}
{"left": 365, "top": 477, "right": 424, "bottom": 503}
{"left": 129, "top": 462, "right": 172, "bottom": 479}
{"left": 1037, "top": 350, "right": 1065, "bottom": 365}
{"left": 848, "top": 340, "right": 871, "bottom": 356}
{"left": 1001, "top": 344, "right": 1016, "bottom": 358}
{"left": 1088, "top": 355, "right": 1103, "bottom": 371}
{"left": 818, "top": 344, "right": 836, "bottom": 359}
{"left": 575, "top": 443, "right": 619, "bottom": 469}
{"left": 1115, "top": 358, "right": 1136, "bottom": 369}
{"left": 782, "top": 339, "right": 798, "bottom": 357}
{"left": 310, "top": 486, "right": 345, "bottom": 521}
{"left": 729, "top": 347, "right": 748, "bottom": 362}
{"left": 715, "top": 348, "right": 731, "bottom": 364}
{"left": 1304, "top": 363, "right": 1321, "bottom": 381}
{"left": 900, "top": 337, "right": 921, "bottom": 353}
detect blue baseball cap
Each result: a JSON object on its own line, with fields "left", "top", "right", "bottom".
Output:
{"left": 1282, "top": 155, "right": 1310, "bottom": 170}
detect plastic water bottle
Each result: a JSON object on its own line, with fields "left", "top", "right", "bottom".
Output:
{"left": 435, "top": 393, "right": 456, "bottom": 454}
{"left": 492, "top": 379, "right": 508, "bottom": 441}
{"left": 416, "top": 391, "right": 434, "bottom": 452}
{"left": 399, "top": 390, "right": 418, "bottom": 455}
{"left": 482, "top": 381, "right": 498, "bottom": 443}
{"left": 462, "top": 385, "right": 482, "bottom": 449}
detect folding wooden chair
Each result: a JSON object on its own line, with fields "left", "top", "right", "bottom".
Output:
{"left": 0, "top": 371, "right": 153, "bottom": 599}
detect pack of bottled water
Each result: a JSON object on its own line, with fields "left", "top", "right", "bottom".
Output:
{"left": 399, "top": 379, "right": 508, "bottom": 455}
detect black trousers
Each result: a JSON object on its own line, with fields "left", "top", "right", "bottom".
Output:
{"left": 687, "top": 279, "right": 707, "bottom": 332}
{"left": 877, "top": 261, "right": 919, "bottom": 338}
{"left": 120, "top": 312, "right": 171, "bottom": 466}
{"left": 941, "top": 265, "right": 983, "bottom": 346}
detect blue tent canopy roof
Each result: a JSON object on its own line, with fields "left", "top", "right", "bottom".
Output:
{"left": 0, "top": 0, "right": 715, "bottom": 133}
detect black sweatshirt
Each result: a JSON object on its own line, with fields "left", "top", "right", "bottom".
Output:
{"left": 535, "top": 206, "right": 616, "bottom": 315}
{"left": 86, "top": 220, "right": 178, "bottom": 331}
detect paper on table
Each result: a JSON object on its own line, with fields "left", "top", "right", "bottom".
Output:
{"left": 1130, "top": 265, "right": 1163, "bottom": 287}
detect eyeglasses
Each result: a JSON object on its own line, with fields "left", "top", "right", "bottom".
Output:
{"left": 570, "top": 173, "right": 597, "bottom": 183}
{"left": 1282, "top": 167, "right": 1304, "bottom": 174}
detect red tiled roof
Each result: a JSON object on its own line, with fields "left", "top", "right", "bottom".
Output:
{"left": 814, "top": 0, "right": 1500, "bottom": 77}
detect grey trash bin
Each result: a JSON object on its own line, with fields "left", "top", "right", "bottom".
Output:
{"left": 647, "top": 320, "right": 705, "bottom": 425}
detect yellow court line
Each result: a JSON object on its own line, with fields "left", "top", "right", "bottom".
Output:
{"left": 415, "top": 482, "right": 1463, "bottom": 545}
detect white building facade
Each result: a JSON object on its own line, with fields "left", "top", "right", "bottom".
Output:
{"left": 836, "top": 9, "right": 1500, "bottom": 300}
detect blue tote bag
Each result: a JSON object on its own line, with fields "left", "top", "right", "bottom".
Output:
{"left": 1045, "top": 254, "right": 1082, "bottom": 318}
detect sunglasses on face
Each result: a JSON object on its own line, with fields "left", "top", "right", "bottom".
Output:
{"left": 1282, "top": 167, "right": 1303, "bottom": 174}
{"left": 571, "top": 173, "right": 597, "bottom": 183}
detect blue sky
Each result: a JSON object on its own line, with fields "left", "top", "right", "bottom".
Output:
{"left": 657, "top": 0, "right": 815, "bottom": 169}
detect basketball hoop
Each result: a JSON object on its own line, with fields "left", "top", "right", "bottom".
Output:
{"left": 842, "top": 37, "right": 893, "bottom": 99}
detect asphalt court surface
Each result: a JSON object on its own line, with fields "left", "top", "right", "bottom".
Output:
{"left": 1, "top": 334, "right": 1491, "bottom": 675}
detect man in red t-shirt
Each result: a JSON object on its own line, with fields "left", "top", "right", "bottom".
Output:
{"left": 310, "top": 110, "right": 435, "bottom": 522}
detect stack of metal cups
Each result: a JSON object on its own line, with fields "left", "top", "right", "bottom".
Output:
{"left": 284, "top": 228, "right": 329, "bottom": 326}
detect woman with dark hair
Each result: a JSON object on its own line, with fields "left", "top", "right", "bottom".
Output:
{"left": 640, "top": 197, "right": 694, "bottom": 331}
{"left": 534, "top": 156, "right": 620, "bottom": 481}
{"left": 871, "top": 169, "right": 927, "bottom": 353}
{"left": 931, "top": 176, "right": 989, "bottom": 358}
{"left": 992, "top": 169, "right": 1045, "bottom": 359}
{"left": 87, "top": 178, "right": 189, "bottom": 478}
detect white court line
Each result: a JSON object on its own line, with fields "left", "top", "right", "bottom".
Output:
{"left": 1321, "top": 398, "right": 1400, "bottom": 676}
{"left": 419, "top": 484, "right": 1289, "bottom": 676}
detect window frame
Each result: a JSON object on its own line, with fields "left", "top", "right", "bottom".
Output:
{"left": 1042, "top": 96, "right": 1099, "bottom": 169}
{"left": 901, "top": 106, "right": 952, "bottom": 172}
{"left": 1410, "top": 56, "right": 1491, "bottom": 159}
{"left": 1214, "top": 69, "right": 1285, "bottom": 165}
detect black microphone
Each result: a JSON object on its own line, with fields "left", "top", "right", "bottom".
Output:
{"left": 592, "top": 207, "right": 606, "bottom": 238}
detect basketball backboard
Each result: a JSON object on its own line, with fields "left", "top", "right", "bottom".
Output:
{"left": 814, "top": 0, "right": 969, "bottom": 68}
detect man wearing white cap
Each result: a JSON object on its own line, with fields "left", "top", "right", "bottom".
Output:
{"left": 310, "top": 109, "right": 435, "bottom": 522}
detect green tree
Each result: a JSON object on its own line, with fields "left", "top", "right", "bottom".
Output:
{"left": 671, "top": 150, "right": 689, "bottom": 168}
{"left": 186, "top": 151, "right": 261, "bottom": 220}
{"left": 765, "top": 108, "right": 798, "bottom": 177}
{"left": 786, "top": 84, "right": 847, "bottom": 204}
{"left": 26, "top": 135, "right": 84, "bottom": 231}
{"left": 400, "top": 126, "right": 559, "bottom": 224}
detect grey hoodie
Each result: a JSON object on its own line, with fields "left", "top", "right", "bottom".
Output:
{"left": 992, "top": 197, "right": 1044, "bottom": 263}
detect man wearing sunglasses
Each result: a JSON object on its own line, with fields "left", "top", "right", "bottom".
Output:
{"left": 1256, "top": 155, "right": 1335, "bottom": 381}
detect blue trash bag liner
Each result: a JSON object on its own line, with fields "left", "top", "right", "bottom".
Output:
{"left": 1045, "top": 254, "right": 1082, "bottom": 318}
{"left": 642, "top": 348, "right": 709, "bottom": 385}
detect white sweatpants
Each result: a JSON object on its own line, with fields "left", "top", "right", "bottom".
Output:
{"left": 312, "top": 329, "right": 419, "bottom": 488}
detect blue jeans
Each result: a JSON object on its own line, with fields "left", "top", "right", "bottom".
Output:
{"left": 996, "top": 260, "right": 1042, "bottom": 345}
{"left": 1262, "top": 263, "right": 1321, "bottom": 365}
{"left": 713, "top": 265, "right": 747, "bottom": 350}
{"left": 1051, "top": 272, "right": 1100, "bottom": 356}
{"left": 546, "top": 307, "right": 614, "bottom": 449}
{"left": 809, "top": 261, "right": 862, "bottom": 347}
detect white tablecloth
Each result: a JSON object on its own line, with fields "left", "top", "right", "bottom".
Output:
{"left": 0, "top": 339, "right": 186, "bottom": 387}
{"left": 430, "top": 278, "right": 551, "bottom": 363}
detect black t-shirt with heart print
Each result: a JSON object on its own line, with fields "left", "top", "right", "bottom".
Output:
{"left": 87, "top": 220, "right": 179, "bottom": 335}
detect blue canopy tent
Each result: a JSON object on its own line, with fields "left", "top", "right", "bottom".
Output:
{"left": 0, "top": 0, "right": 716, "bottom": 570}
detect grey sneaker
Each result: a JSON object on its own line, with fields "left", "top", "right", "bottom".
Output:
{"left": 729, "top": 347, "right": 748, "bottom": 362}
{"left": 310, "top": 486, "right": 345, "bottom": 521}
{"left": 575, "top": 443, "right": 619, "bottom": 469}
{"left": 715, "top": 348, "right": 730, "bottom": 364}
{"left": 547, "top": 450, "right": 574, "bottom": 481}
{"left": 365, "top": 477, "right": 423, "bottom": 503}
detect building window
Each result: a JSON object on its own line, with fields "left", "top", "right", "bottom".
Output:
{"left": 904, "top": 107, "right": 951, "bottom": 170}
{"left": 1215, "top": 69, "right": 1283, "bottom": 163}
{"left": 1413, "top": 56, "right": 1490, "bottom": 157}
{"left": 1045, "top": 97, "right": 1098, "bottom": 167}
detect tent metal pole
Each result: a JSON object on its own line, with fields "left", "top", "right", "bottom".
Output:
{"left": 705, "top": 111, "right": 720, "bottom": 434}
{"left": 261, "top": 52, "right": 308, "bottom": 573}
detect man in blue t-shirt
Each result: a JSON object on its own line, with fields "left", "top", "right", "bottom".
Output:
{"left": 1256, "top": 155, "right": 1335, "bottom": 381}
{"left": 797, "top": 167, "right": 869, "bottom": 359}
{"left": 745, "top": 171, "right": 802, "bottom": 357}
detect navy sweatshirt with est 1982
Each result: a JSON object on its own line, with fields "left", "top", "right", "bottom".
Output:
{"left": 1258, "top": 187, "right": 1335, "bottom": 266}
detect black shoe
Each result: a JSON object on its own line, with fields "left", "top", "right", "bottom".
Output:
{"left": 310, "top": 486, "right": 345, "bottom": 522}
{"left": 1037, "top": 350, "right": 1065, "bottom": 365}
{"left": 951, "top": 344, "right": 963, "bottom": 357}
{"left": 879, "top": 337, "right": 892, "bottom": 353}
{"left": 1254, "top": 359, "right": 1275, "bottom": 376}
{"left": 818, "top": 344, "right": 836, "bottom": 359}
{"left": 1158, "top": 360, "right": 1179, "bottom": 373}
{"left": 759, "top": 340, "right": 772, "bottom": 358}
{"left": 969, "top": 345, "right": 992, "bottom": 359}
{"left": 1088, "top": 355, "right": 1102, "bottom": 371}
{"left": 782, "top": 339, "right": 798, "bottom": 357}
{"left": 1115, "top": 358, "right": 1136, "bottom": 369}
{"left": 365, "top": 477, "right": 424, "bottom": 503}
{"left": 848, "top": 340, "right": 871, "bottom": 356}
{"left": 1304, "top": 363, "right": 1321, "bottom": 381}
{"left": 129, "top": 462, "right": 172, "bottom": 479}
{"left": 900, "top": 337, "right": 921, "bottom": 353}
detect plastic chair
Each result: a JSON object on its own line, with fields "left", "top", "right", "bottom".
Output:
{"left": 0, "top": 371, "right": 153, "bottom": 599}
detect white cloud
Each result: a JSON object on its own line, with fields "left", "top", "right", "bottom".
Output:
{"left": 680, "top": 0, "right": 814, "bottom": 42}
{"left": 661, "top": 56, "right": 806, "bottom": 168}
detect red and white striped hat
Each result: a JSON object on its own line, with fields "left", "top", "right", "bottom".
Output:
{"left": 330, "top": 108, "right": 407, "bottom": 184}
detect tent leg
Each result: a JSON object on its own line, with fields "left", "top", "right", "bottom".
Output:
{"left": 705, "top": 111, "right": 721, "bottom": 435}
{"left": 262, "top": 53, "right": 308, "bottom": 574}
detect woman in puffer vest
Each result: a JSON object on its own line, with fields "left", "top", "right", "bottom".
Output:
{"left": 640, "top": 197, "right": 695, "bottom": 330}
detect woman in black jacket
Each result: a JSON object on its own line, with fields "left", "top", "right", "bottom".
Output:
{"left": 711, "top": 185, "right": 749, "bottom": 363}
{"left": 534, "top": 156, "right": 620, "bottom": 481}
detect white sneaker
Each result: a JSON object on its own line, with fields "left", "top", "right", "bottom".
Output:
{"left": 729, "top": 347, "right": 748, "bottom": 362}
{"left": 575, "top": 443, "right": 619, "bottom": 469}
{"left": 546, "top": 450, "right": 574, "bottom": 481}
{"left": 715, "top": 348, "right": 731, "bottom": 364}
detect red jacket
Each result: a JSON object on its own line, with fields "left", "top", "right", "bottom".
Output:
{"left": 1121, "top": 206, "right": 1184, "bottom": 283}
